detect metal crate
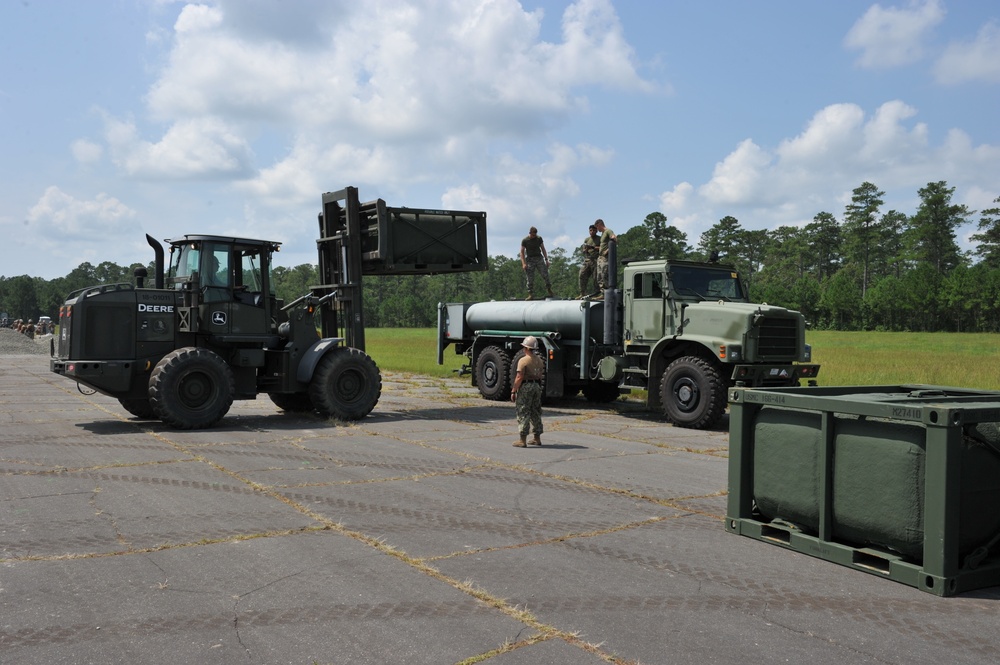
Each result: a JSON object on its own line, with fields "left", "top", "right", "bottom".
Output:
{"left": 726, "top": 384, "right": 1000, "bottom": 596}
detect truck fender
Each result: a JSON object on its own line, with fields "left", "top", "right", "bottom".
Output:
{"left": 646, "top": 337, "right": 719, "bottom": 409}
{"left": 296, "top": 337, "right": 346, "bottom": 383}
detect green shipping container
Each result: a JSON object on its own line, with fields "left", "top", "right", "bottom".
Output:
{"left": 727, "top": 385, "right": 1000, "bottom": 596}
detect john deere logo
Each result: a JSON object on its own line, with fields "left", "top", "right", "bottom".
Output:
{"left": 212, "top": 311, "right": 227, "bottom": 325}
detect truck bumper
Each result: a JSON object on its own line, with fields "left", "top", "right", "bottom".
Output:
{"left": 730, "top": 363, "right": 820, "bottom": 386}
{"left": 51, "top": 358, "right": 137, "bottom": 395}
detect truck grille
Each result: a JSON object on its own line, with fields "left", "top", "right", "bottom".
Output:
{"left": 756, "top": 316, "right": 798, "bottom": 359}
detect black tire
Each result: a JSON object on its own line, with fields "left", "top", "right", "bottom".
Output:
{"left": 660, "top": 356, "right": 726, "bottom": 429}
{"left": 268, "top": 392, "right": 315, "bottom": 412}
{"left": 149, "top": 347, "right": 234, "bottom": 429}
{"left": 582, "top": 381, "right": 621, "bottom": 403}
{"left": 475, "top": 345, "right": 512, "bottom": 401}
{"left": 119, "top": 398, "right": 155, "bottom": 419}
{"left": 308, "top": 347, "right": 381, "bottom": 420}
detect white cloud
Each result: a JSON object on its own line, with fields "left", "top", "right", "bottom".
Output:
{"left": 440, "top": 142, "right": 610, "bottom": 253}
{"left": 26, "top": 186, "right": 136, "bottom": 238}
{"left": 71, "top": 139, "right": 103, "bottom": 164}
{"left": 118, "top": 0, "right": 649, "bottom": 188}
{"left": 844, "top": 0, "right": 944, "bottom": 68}
{"left": 103, "top": 115, "right": 254, "bottom": 179}
{"left": 660, "top": 182, "right": 693, "bottom": 211}
{"left": 934, "top": 21, "right": 1000, "bottom": 84}
{"left": 778, "top": 103, "right": 865, "bottom": 164}
{"left": 174, "top": 3, "right": 223, "bottom": 33}
{"left": 662, "top": 100, "right": 1000, "bottom": 240}
{"left": 698, "top": 139, "right": 774, "bottom": 206}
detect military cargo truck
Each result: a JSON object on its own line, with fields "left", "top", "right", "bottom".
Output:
{"left": 438, "top": 250, "right": 818, "bottom": 429}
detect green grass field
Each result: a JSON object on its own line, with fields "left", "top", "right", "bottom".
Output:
{"left": 364, "top": 328, "right": 467, "bottom": 378}
{"left": 364, "top": 328, "right": 1000, "bottom": 391}
{"left": 808, "top": 330, "right": 1000, "bottom": 390}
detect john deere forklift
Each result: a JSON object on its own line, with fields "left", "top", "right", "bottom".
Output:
{"left": 50, "top": 186, "right": 487, "bottom": 429}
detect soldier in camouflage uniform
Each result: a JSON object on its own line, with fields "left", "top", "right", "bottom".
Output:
{"left": 511, "top": 336, "right": 545, "bottom": 447}
{"left": 594, "top": 218, "right": 617, "bottom": 300}
{"left": 578, "top": 223, "right": 600, "bottom": 298}
{"left": 520, "top": 227, "right": 553, "bottom": 300}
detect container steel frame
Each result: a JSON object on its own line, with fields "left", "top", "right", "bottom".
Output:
{"left": 726, "top": 384, "right": 1000, "bottom": 596}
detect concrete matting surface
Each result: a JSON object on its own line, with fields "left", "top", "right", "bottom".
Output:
{"left": 2, "top": 353, "right": 999, "bottom": 664}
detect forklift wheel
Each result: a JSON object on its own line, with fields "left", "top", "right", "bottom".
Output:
{"left": 308, "top": 347, "right": 382, "bottom": 420}
{"left": 268, "top": 392, "right": 315, "bottom": 412}
{"left": 119, "top": 398, "right": 156, "bottom": 419}
{"left": 149, "top": 347, "right": 235, "bottom": 429}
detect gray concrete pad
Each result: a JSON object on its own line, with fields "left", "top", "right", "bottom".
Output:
{"left": 2, "top": 353, "right": 1000, "bottom": 664}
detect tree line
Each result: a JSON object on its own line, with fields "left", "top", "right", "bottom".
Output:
{"left": 3, "top": 179, "right": 999, "bottom": 333}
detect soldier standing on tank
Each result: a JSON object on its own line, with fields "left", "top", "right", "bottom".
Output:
{"left": 578, "top": 223, "right": 600, "bottom": 299}
{"left": 520, "top": 227, "right": 554, "bottom": 300}
{"left": 511, "top": 336, "right": 546, "bottom": 447}
{"left": 594, "top": 219, "right": 617, "bottom": 300}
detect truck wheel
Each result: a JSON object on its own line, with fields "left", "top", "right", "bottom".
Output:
{"left": 660, "top": 356, "right": 726, "bottom": 429}
{"left": 268, "top": 392, "right": 314, "bottom": 412}
{"left": 119, "top": 398, "right": 155, "bottom": 419}
{"left": 149, "top": 347, "right": 234, "bottom": 429}
{"left": 475, "top": 346, "right": 511, "bottom": 401}
{"left": 582, "top": 381, "right": 621, "bottom": 403}
{"left": 308, "top": 347, "right": 382, "bottom": 420}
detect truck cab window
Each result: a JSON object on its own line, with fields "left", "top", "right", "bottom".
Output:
{"left": 633, "top": 272, "right": 664, "bottom": 299}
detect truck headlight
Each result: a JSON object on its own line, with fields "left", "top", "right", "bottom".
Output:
{"left": 803, "top": 344, "right": 812, "bottom": 362}
{"left": 726, "top": 344, "right": 742, "bottom": 361}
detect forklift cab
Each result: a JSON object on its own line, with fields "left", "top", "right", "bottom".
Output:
{"left": 167, "top": 235, "right": 286, "bottom": 337}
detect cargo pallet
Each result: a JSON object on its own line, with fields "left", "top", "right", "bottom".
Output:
{"left": 726, "top": 384, "right": 1000, "bottom": 596}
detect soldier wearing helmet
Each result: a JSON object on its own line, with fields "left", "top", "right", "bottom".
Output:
{"left": 511, "top": 335, "right": 546, "bottom": 447}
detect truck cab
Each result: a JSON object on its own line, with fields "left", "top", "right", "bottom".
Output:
{"left": 624, "top": 260, "right": 747, "bottom": 345}
{"left": 617, "top": 258, "right": 818, "bottom": 427}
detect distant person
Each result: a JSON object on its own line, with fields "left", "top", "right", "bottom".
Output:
{"left": 578, "top": 223, "right": 600, "bottom": 299}
{"left": 520, "top": 226, "right": 554, "bottom": 300}
{"left": 511, "top": 336, "right": 546, "bottom": 447}
{"left": 594, "top": 219, "right": 617, "bottom": 300}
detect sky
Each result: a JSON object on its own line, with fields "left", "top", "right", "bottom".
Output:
{"left": 2, "top": 0, "right": 999, "bottom": 280}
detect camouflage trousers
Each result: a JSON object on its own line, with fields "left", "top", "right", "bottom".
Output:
{"left": 515, "top": 381, "right": 543, "bottom": 436}
{"left": 578, "top": 257, "right": 598, "bottom": 295}
{"left": 523, "top": 256, "right": 552, "bottom": 296}
{"left": 597, "top": 255, "right": 610, "bottom": 291}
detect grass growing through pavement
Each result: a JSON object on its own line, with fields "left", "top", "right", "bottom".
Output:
{"left": 366, "top": 327, "right": 1000, "bottom": 392}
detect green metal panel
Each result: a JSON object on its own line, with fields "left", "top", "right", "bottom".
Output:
{"left": 726, "top": 384, "right": 1000, "bottom": 596}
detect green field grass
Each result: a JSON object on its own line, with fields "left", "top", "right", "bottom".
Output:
{"left": 365, "top": 328, "right": 1000, "bottom": 391}
{"left": 808, "top": 330, "right": 1000, "bottom": 390}
{"left": 364, "top": 328, "right": 468, "bottom": 378}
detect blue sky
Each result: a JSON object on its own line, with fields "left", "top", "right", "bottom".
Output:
{"left": 2, "top": 0, "right": 998, "bottom": 279}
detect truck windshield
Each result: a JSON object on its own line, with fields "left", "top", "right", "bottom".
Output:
{"left": 669, "top": 266, "right": 745, "bottom": 300}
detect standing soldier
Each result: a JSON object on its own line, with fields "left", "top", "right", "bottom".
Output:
{"left": 520, "top": 226, "right": 554, "bottom": 300}
{"left": 594, "top": 219, "right": 617, "bottom": 300}
{"left": 578, "top": 223, "right": 600, "bottom": 299}
{"left": 510, "top": 336, "right": 546, "bottom": 447}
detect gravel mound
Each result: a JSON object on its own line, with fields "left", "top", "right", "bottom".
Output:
{"left": 0, "top": 328, "right": 53, "bottom": 355}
